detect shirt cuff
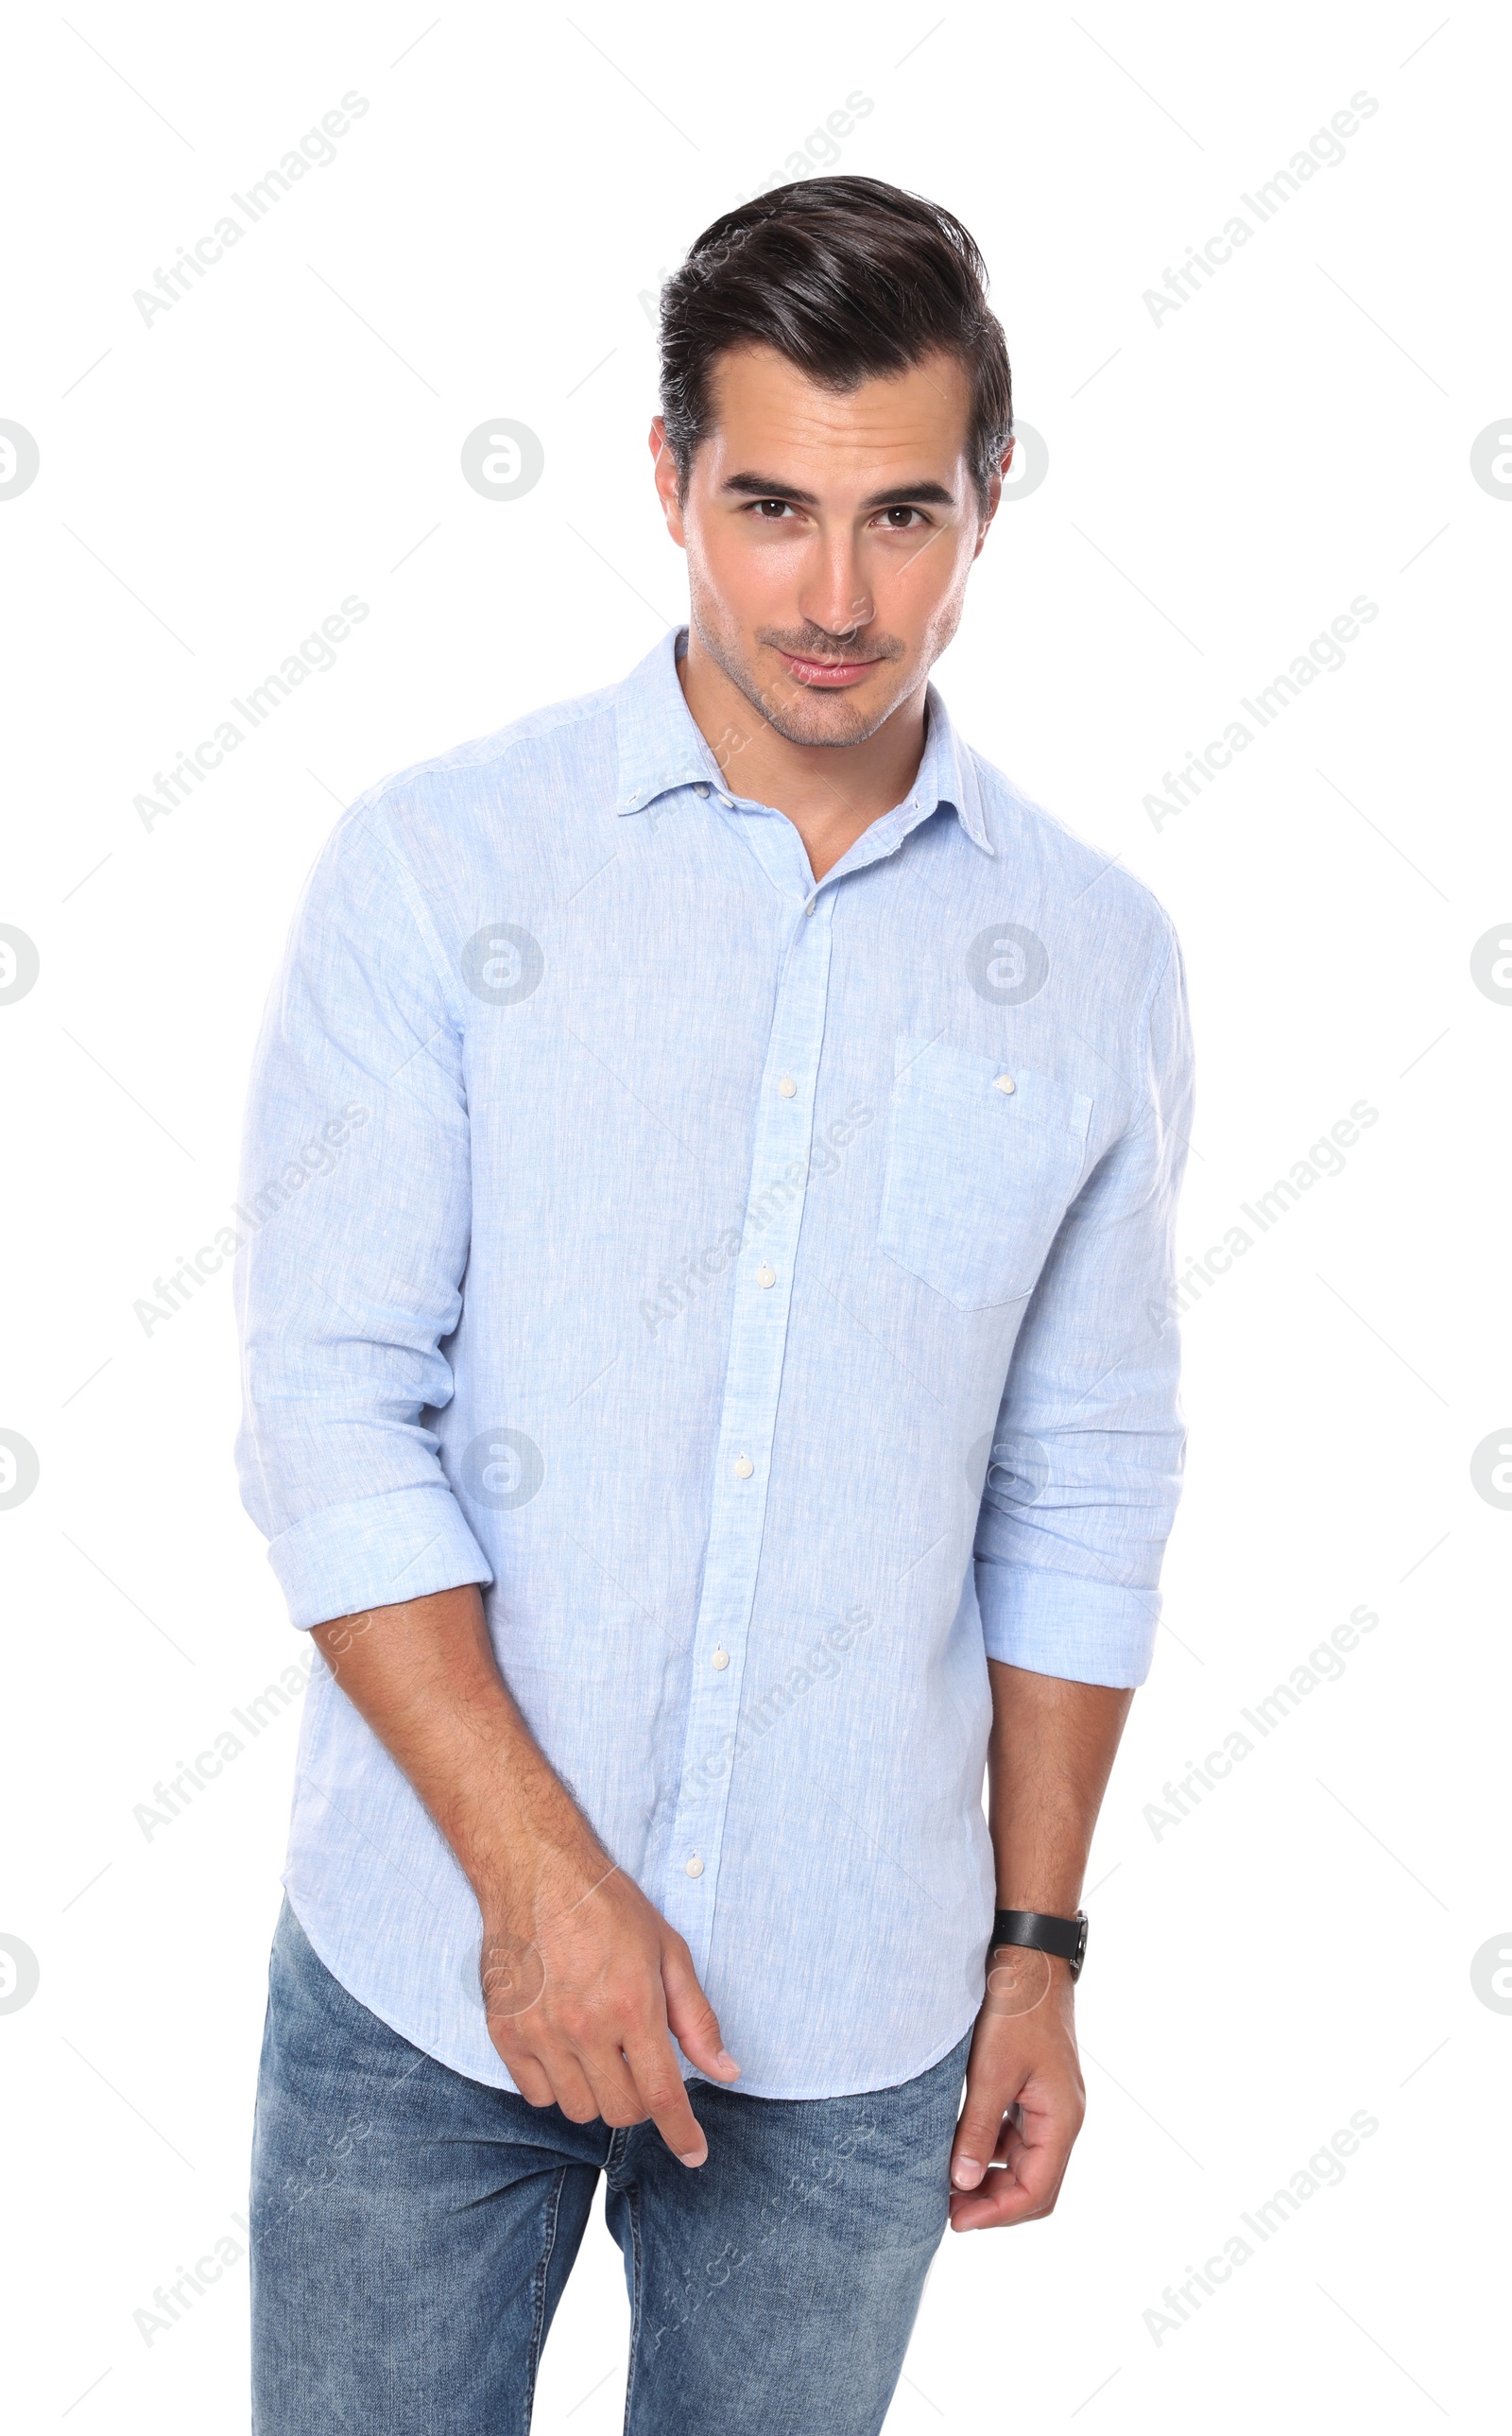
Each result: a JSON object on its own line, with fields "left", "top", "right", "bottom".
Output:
{"left": 266, "top": 1482, "right": 493, "bottom": 1630}
{"left": 974, "top": 1557, "right": 1161, "bottom": 1687}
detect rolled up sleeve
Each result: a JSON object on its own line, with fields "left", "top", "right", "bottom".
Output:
{"left": 232, "top": 798, "right": 492, "bottom": 1629}
{"left": 974, "top": 920, "right": 1194, "bottom": 1687}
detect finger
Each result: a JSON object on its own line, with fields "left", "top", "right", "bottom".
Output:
{"left": 575, "top": 2037, "right": 660, "bottom": 2132}
{"left": 497, "top": 2049, "right": 557, "bottom": 2109}
{"left": 949, "top": 2165, "right": 1061, "bottom": 2233}
{"left": 949, "top": 2120, "right": 1072, "bottom": 2230}
{"left": 951, "top": 2066, "right": 1015, "bottom": 2194}
{"left": 661, "top": 1938, "right": 739, "bottom": 2082}
{"left": 525, "top": 2045, "right": 601, "bottom": 2126}
{"left": 485, "top": 2019, "right": 559, "bottom": 2109}
{"left": 621, "top": 2028, "right": 711, "bottom": 2167}
{"left": 951, "top": 2094, "right": 1078, "bottom": 2227}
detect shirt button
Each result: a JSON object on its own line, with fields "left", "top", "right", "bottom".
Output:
{"left": 777, "top": 1076, "right": 798, "bottom": 1098}
{"left": 994, "top": 1074, "right": 1016, "bottom": 1094}
{"left": 804, "top": 899, "right": 817, "bottom": 916}
{"left": 712, "top": 1647, "right": 730, "bottom": 1670}
{"left": 685, "top": 1855, "right": 704, "bottom": 1877}
{"left": 755, "top": 1264, "right": 776, "bottom": 1288}
{"left": 694, "top": 782, "right": 710, "bottom": 798}
{"left": 733, "top": 1455, "right": 754, "bottom": 1478}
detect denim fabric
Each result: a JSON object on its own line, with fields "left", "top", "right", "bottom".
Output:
{"left": 251, "top": 1899, "right": 971, "bottom": 2436}
{"left": 232, "top": 625, "right": 1194, "bottom": 2099}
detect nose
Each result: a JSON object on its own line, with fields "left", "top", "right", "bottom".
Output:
{"left": 798, "top": 527, "right": 874, "bottom": 644}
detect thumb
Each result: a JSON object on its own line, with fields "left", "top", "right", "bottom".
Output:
{"left": 661, "top": 1936, "right": 740, "bottom": 2082}
{"left": 951, "top": 2059, "right": 1012, "bottom": 2192}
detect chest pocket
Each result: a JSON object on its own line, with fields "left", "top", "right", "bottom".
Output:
{"left": 878, "top": 1035, "right": 1093, "bottom": 1310}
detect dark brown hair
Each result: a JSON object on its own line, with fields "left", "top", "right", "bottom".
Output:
{"left": 659, "top": 176, "right": 1013, "bottom": 506}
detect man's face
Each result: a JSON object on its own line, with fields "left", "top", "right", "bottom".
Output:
{"left": 652, "top": 343, "right": 1008, "bottom": 748}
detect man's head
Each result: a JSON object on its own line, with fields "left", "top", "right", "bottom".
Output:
{"left": 651, "top": 177, "right": 1014, "bottom": 750}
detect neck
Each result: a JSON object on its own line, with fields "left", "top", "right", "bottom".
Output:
{"left": 676, "top": 625, "right": 929, "bottom": 883}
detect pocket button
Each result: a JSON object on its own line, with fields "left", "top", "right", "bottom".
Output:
{"left": 877, "top": 1040, "right": 1092, "bottom": 1310}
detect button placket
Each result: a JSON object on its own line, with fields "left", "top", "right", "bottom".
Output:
{"left": 662, "top": 890, "right": 834, "bottom": 1970}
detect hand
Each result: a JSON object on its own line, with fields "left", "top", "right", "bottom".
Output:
{"left": 947, "top": 1949, "right": 1086, "bottom": 2232}
{"left": 476, "top": 1845, "right": 740, "bottom": 2167}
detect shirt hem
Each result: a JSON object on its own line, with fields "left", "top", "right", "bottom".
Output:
{"left": 685, "top": 2007, "right": 979, "bottom": 2102}
{"left": 282, "top": 1879, "right": 980, "bottom": 2103}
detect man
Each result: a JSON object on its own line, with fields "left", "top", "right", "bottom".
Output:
{"left": 237, "top": 175, "right": 1193, "bottom": 2433}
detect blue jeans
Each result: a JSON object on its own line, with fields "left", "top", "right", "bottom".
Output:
{"left": 251, "top": 1898, "right": 971, "bottom": 2434}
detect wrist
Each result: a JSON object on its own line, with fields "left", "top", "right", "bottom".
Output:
{"left": 990, "top": 1903, "right": 1088, "bottom": 1983}
{"left": 471, "top": 1812, "right": 612, "bottom": 1927}
{"left": 994, "top": 1883, "right": 1084, "bottom": 1916}
{"left": 447, "top": 1771, "right": 609, "bottom": 1926}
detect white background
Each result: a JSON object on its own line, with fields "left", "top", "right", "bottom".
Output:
{"left": 1, "top": 3, "right": 1506, "bottom": 2427}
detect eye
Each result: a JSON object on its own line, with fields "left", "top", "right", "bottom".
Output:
{"left": 875, "top": 505, "right": 928, "bottom": 529}
{"left": 748, "top": 498, "right": 798, "bottom": 520}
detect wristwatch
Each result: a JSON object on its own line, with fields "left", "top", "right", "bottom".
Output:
{"left": 991, "top": 1907, "right": 1089, "bottom": 1982}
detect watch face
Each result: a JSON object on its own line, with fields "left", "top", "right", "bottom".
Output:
{"left": 1073, "top": 1912, "right": 1089, "bottom": 1974}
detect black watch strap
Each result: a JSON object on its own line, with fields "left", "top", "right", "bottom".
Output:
{"left": 991, "top": 1907, "right": 1088, "bottom": 1981}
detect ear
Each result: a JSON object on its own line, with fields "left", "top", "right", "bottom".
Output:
{"left": 649, "top": 416, "right": 688, "bottom": 548}
{"left": 971, "top": 438, "right": 1015, "bottom": 558}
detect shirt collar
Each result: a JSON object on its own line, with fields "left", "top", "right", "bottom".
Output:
{"left": 613, "top": 626, "right": 994, "bottom": 856}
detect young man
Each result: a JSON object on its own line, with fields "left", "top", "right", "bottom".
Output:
{"left": 236, "top": 176, "right": 1193, "bottom": 2433}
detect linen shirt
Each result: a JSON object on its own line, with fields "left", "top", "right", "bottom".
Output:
{"left": 234, "top": 627, "right": 1194, "bottom": 2099}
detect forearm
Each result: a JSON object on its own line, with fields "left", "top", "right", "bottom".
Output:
{"left": 309, "top": 1582, "right": 734, "bottom": 2149}
{"left": 986, "top": 1658, "right": 1133, "bottom": 1913}
{"left": 310, "top": 1585, "right": 607, "bottom": 1924}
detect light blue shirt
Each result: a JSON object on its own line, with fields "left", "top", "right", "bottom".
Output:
{"left": 234, "top": 628, "right": 1194, "bottom": 2099}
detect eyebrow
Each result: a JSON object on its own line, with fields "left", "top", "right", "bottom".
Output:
{"left": 721, "top": 472, "right": 957, "bottom": 510}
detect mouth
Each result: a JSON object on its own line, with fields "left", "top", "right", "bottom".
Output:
{"left": 773, "top": 648, "right": 882, "bottom": 689}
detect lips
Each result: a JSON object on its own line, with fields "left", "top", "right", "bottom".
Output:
{"left": 777, "top": 650, "right": 880, "bottom": 687}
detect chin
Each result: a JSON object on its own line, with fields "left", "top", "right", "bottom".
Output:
{"left": 766, "top": 690, "right": 892, "bottom": 749}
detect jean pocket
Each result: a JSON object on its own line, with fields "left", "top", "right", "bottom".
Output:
{"left": 878, "top": 1034, "right": 1092, "bottom": 1310}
